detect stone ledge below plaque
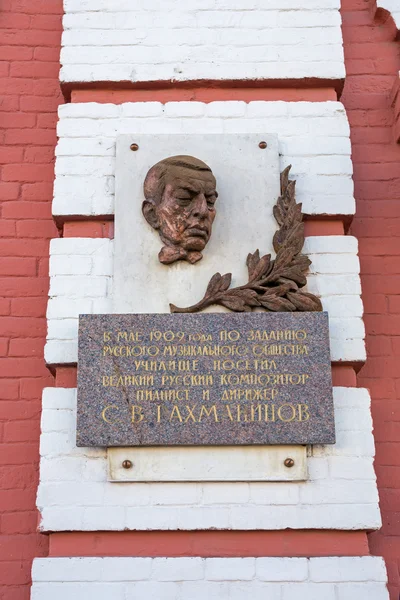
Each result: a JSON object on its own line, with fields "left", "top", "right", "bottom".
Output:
{"left": 107, "top": 445, "right": 307, "bottom": 482}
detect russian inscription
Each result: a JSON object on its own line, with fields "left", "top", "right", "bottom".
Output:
{"left": 76, "top": 313, "right": 334, "bottom": 447}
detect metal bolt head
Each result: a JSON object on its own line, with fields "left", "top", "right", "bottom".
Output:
{"left": 259, "top": 141, "right": 267, "bottom": 149}
{"left": 122, "top": 459, "right": 133, "bottom": 469}
{"left": 284, "top": 458, "right": 295, "bottom": 468}
{"left": 130, "top": 143, "right": 139, "bottom": 151}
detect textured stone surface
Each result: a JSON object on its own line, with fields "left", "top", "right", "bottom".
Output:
{"left": 77, "top": 312, "right": 334, "bottom": 447}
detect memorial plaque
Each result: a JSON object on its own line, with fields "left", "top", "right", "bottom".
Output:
{"left": 77, "top": 312, "right": 334, "bottom": 447}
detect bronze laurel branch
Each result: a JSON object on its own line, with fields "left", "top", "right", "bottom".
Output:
{"left": 170, "top": 165, "right": 322, "bottom": 314}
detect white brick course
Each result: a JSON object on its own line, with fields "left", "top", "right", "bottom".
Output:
{"left": 53, "top": 101, "right": 355, "bottom": 218}
{"left": 45, "top": 235, "right": 365, "bottom": 365}
{"left": 31, "top": 557, "right": 389, "bottom": 599}
{"left": 37, "top": 386, "right": 381, "bottom": 532}
{"left": 60, "top": 1, "right": 344, "bottom": 84}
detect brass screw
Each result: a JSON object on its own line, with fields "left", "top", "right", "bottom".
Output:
{"left": 284, "top": 458, "right": 295, "bottom": 468}
{"left": 122, "top": 460, "right": 133, "bottom": 469}
{"left": 259, "top": 141, "right": 267, "bottom": 149}
{"left": 130, "top": 143, "right": 139, "bottom": 151}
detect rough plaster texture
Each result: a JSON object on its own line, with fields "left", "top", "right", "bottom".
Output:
{"left": 60, "top": 0, "right": 345, "bottom": 84}
{"left": 45, "top": 235, "right": 365, "bottom": 365}
{"left": 37, "top": 386, "right": 381, "bottom": 532}
{"left": 31, "top": 557, "right": 389, "bottom": 599}
{"left": 53, "top": 101, "right": 355, "bottom": 218}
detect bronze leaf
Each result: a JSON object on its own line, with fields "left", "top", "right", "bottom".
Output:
{"left": 169, "top": 165, "right": 322, "bottom": 314}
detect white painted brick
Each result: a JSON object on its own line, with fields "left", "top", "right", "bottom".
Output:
{"left": 307, "top": 457, "right": 329, "bottom": 480}
{"left": 202, "top": 483, "right": 249, "bottom": 504}
{"left": 124, "top": 582, "right": 180, "bottom": 600}
{"left": 337, "top": 583, "right": 390, "bottom": 600}
{"left": 91, "top": 297, "right": 113, "bottom": 313}
{"left": 309, "top": 557, "right": 387, "bottom": 582}
{"left": 180, "top": 581, "right": 231, "bottom": 600}
{"left": 56, "top": 138, "right": 116, "bottom": 157}
{"left": 154, "top": 506, "right": 232, "bottom": 530}
{"left": 330, "top": 338, "right": 366, "bottom": 363}
{"left": 32, "top": 583, "right": 125, "bottom": 600}
{"left": 38, "top": 507, "right": 85, "bottom": 531}
{"left": 47, "top": 319, "right": 79, "bottom": 341}
{"left": 44, "top": 340, "right": 78, "bottom": 365}
{"left": 150, "top": 483, "right": 201, "bottom": 505}
{"left": 31, "top": 558, "right": 389, "bottom": 600}
{"left": 206, "top": 102, "right": 247, "bottom": 117}
{"left": 32, "top": 558, "right": 103, "bottom": 582}
{"left": 104, "top": 483, "right": 150, "bottom": 506}
{"left": 42, "top": 387, "right": 76, "bottom": 410}
{"left": 37, "top": 482, "right": 105, "bottom": 507}
{"left": 329, "top": 317, "right": 365, "bottom": 340}
{"left": 37, "top": 386, "right": 381, "bottom": 532}
{"left": 306, "top": 274, "right": 361, "bottom": 296}
{"left": 164, "top": 102, "right": 205, "bottom": 117}
{"left": 41, "top": 408, "right": 74, "bottom": 433}
{"left": 49, "top": 276, "right": 108, "bottom": 298}
{"left": 299, "top": 480, "right": 379, "bottom": 505}
{"left": 55, "top": 156, "right": 115, "bottom": 177}
{"left": 50, "top": 237, "right": 112, "bottom": 256}
{"left": 49, "top": 255, "right": 92, "bottom": 276}
{"left": 39, "top": 432, "right": 72, "bottom": 457}
{"left": 230, "top": 583, "right": 282, "bottom": 600}
{"left": 82, "top": 507, "right": 126, "bottom": 530}
{"left": 152, "top": 557, "right": 204, "bottom": 581}
{"left": 334, "top": 386, "right": 371, "bottom": 409}
{"left": 335, "top": 407, "right": 372, "bottom": 431}
{"left": 321, "top": 295, "right": 363, "bottom": 318}
{"left": 303, "top": 236, "right": 358, "bottom": 254}
{"left": 308, "top": 254, "right": 360, "bottom": 274}
{"left": 249, "top": 482, "right": 299, "bottom": 505}
{"left": 60, "top": 0, "right": 345, "bottom": 84}
{"left": 54, "top": 101, "right": 355, "bottom": 218}
{"left": 81, "top": 458, "right": 107, "bottom": 482}
{"left": 206, "top": 558, "right": 255, "bottom": 581}
{"left": 125, "top": 507, "right": 181, "bottom": 530}
{"left": 328, "top": 457, "right": 376, "bottom": 480}
{"left": 101, "top": 558, "right": 152, "bottom": 581}
{"left": 46, "top": 217, "right": 365, "bottom": 368}
{"left": 256, "top": 557, "right": 307, "bottom": 581}
{"left": 47, "top": 297, "right": 92, "bottom": 320}
{"left": 282, "top": 583, "right": 336, "bottom": 600}
{"left": 40, "top": 457, "right": 82, "bottom": 482}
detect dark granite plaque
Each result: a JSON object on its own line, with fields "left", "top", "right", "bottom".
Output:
{"left": 76, "top": 312, "right": 335, "bottom": 447}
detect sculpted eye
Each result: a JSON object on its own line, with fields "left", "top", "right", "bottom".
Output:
{"left": 176, "top": 196, "right": 192, "bottom": 206}
{"left": 206, "top": 195, "right": 217, "bottom": 207}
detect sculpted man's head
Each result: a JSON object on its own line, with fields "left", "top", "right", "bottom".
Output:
{"left": 142, "top": 155, "right": 218, "bottom": 265}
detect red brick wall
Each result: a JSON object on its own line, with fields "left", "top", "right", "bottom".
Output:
{"left": 0, "top": 1, "right": 63, "bottom": 598}
{"left": 1, "top": 0, "right": 400, "bottom": 598}
{"left": 341, "top": 2, "right": 400, "bottom": 599}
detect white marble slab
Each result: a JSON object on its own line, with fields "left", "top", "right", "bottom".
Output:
{"left": 108, "top": 445, "right": 307, "bottom": 482}
{"left": 113, "top": 134, "right": 280, "bottom": 313}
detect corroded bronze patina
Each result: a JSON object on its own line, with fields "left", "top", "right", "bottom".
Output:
{"left": 142, "top": 155, "right": 218, "bottom": 265}
{"left": 170, "top": 165, "right": 322, "bottom": 314}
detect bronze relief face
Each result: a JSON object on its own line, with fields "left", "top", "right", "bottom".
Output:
{"left": 142, "top": 155, "right": 218, "bottom": 264}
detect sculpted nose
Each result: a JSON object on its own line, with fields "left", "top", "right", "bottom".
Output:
{"left": 192, "top": 194, "right": 208, "bottom": 218}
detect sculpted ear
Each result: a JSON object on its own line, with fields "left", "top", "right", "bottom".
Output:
{"left": 142, "top": 199, "right": 160, "bottom": 230}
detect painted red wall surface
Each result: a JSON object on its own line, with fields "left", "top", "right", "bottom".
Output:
{"left": 341, "top": 2, "right": 400, "bottom": 599}
{"left": 0, "top": 0, "right": 400, "bottom": 598}
{"left": 0, "top": 1, "right": 62, "bottom": 598}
